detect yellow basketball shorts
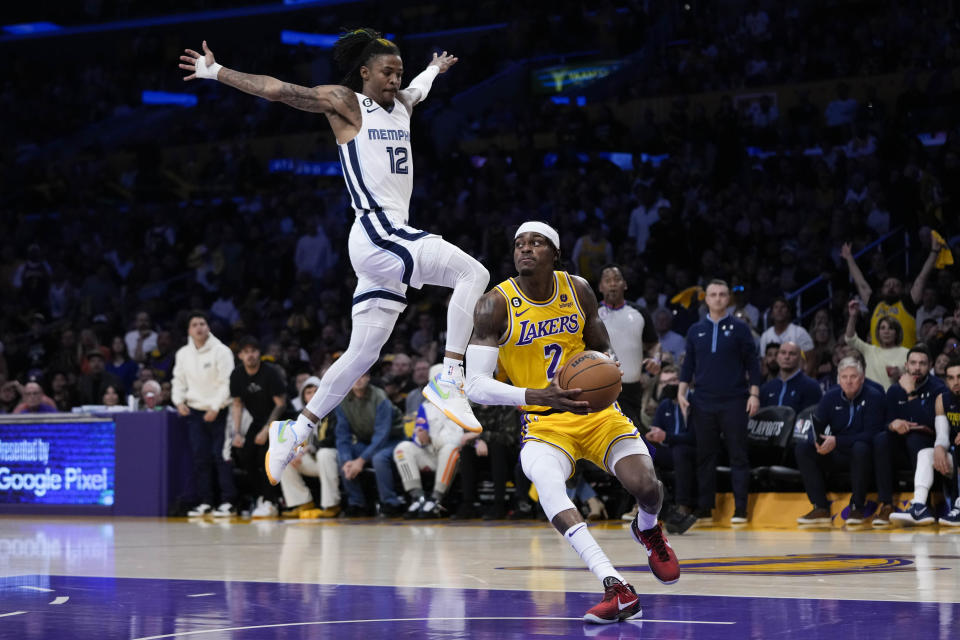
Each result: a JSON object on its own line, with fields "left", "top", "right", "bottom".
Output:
{"left": 520, "top": 403, "right": 645, "bottom": 475}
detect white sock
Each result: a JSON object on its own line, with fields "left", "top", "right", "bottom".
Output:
{"left": 441, "top": 357, "right": 462, "bottom": 383}
{"left": 565, "top": 522, "right": 625, "bottom": 585}
{"left": 293, "top": 414, "right": 316, "bottom": 442}
{"left": 635, "top": 507, "right": 658, "bottom": 532}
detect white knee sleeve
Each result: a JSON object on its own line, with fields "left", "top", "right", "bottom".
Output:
{"left": 521, "top": 442, "right": 577, "bottom": 521}
{"left": 304, "top": 307, "right": 399, "bottom": 421}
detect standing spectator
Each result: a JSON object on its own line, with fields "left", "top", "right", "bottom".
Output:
{"left": 758, "top": 341, "right": 823, "bottom": 413}
{"left": 148, "top": 330, "right": 177, "bottom": 382}
{"left": 841, "top": 237, "right": 942, "bottom": 349}
{"left": 280, "top": 377, "right": 342, "bottom": 518}
{"left": 106, "top": 336, "right": 138, "bottom": 396}
{"left": 678, "top": 279, "right": 762, "bottom": 524}
{"left": 334, "top": 372, "right": 405, "bottom": 517}
{"left": 172, "top": 311, "right": 237, "bottom": 518}
{"left": 844, "top": 299, "right": 909, "bottom": 390}
{"left": 294, "top": 214, "right": 338, "bottom": 282}
{"left": 873, "top": 345, "right": 944, "bottom": 526}
{"left": 230, "top": 336, "right": 286, "bottom": 518}
{"left": 759, "top": 298, "right": 814, "bottom": 357}
{"left": 571, "top": 226, "right": 613, "bottom": 284}
{"left": 652, "top": 308, "right": 685, "bottom": 365}
{"left": 124, "top": 311, "right": 158, "bottom": 363}
{"left": 77, "top": 350, "right": 124, "bottom": 405}
{"left": 627, "top": 185, "right": 670, "bottom": 255}
{"left": 13, "top": 382, "right": 57, "bottom": 414}
{"left": 597, "top": 264, "right": 661, "bottom": 428}
{"left": 795, "top": 357, "right": 885, "bottom": 526}
{"left": 394, "top": 396, "right": 465, "bottom": 518}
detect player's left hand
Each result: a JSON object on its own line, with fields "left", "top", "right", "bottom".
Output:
{"left": 746, "top": 395, "right": 759, "bottom": 416}
{"left": 179, "top": 40, "right": 220, "bottom": 80}
{"left": 429, "top": 51, "right": 458, "bottom": 74}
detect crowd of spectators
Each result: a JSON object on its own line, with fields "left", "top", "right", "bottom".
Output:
{"left": 1, "top": 0, "right": 959, "bottom": 521}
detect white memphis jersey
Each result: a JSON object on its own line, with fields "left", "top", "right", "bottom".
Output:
{"left": 338, "top": 92, "right": 413, "bottom": 223}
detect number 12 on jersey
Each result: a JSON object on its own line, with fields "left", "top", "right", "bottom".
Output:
{"left": 386, "top": 147, "right": 408, "bottom": 174}
{"left": 544, "top": 343, "right": 563, "bottom": 380}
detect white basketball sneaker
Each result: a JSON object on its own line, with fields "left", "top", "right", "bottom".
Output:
{"left": 265, "top": 419, "right": 310, "bottom": 485}
{"left": 423, "top": 365, "right": 482, "bottom": 433}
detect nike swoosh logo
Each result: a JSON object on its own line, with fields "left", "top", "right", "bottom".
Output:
{"left": 366, "top": 107, "right": 379, "bottom": 113}
{"left": 430, "top": 379, "right": 451, "bottom": 400}
{"left": 515, "top": 308, "right": 531, "bottom": 317}
{"left": 618, "top": 597, "right": 638, "bottom": 611}
{"left": 697, "top": 332, "right": 706, "bottom": 337}
{"left": 277, "top": 421, "right": 288, "bottom": 444}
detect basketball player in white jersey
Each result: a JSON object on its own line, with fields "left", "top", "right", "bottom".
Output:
{"left": 179, "top": 29, "right": 489, "bottom": 485}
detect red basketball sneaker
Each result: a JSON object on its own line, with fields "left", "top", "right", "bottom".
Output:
{"left": 583, "top": 576, "right": 643, "bottom": 624}
{"left": 631, "top": 520, "right": 680, "bottom": 585}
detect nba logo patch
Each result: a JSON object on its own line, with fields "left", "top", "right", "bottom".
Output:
{"left": 560, "top": 294, "right": 568, "bottom": 302}
{"left": 511, "top": 297, "right": 522, "bottom": 308}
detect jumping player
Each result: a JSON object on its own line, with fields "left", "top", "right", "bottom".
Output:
{"left": 179, "top": 29, "right": 489, "bottom": 483}
{"left": 463, "top": 221, "right": 680, "bottom": 624}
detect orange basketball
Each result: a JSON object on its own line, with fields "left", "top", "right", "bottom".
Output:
{"left": 556, "top": 350, "right": 622, "bottom": 412}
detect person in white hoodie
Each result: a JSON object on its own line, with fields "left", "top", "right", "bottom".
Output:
{"left": 172, "top": 311, "right": 238, "bottom": 517}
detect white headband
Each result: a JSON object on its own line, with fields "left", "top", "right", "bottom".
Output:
{"left": 515, "top": 221, "right": 560, "bottom": 250}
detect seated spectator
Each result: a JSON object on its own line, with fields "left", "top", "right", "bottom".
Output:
{"left": 77, "top": 350, "right": 124, "bottom": 405}
{"left": 125, "top": 311, "right": 158, "bottom": 363}
{"left": 13, "top": 381, "right": 58, "bottom": 414}
{"left": 806, "top": 323, "right": 837, "bottom": 387}
{"left": 875, "top": 345, "right": 945, "bottom": 526}
{"left": 148, "top": 330, "right": 177, "bottom": 382}
{"left": 761, "top": 342, "right": 780, "bottom": 382}
{"left": 643, "top": 382, "right": 697, "bottom": 535}
{"left": 139, "top": 380, "right": 164, "bottom": 411}
{"left": 280, "top": 377, "right": 341, "bottom": 518}
{"left": 334, "top": 372, "right": 405, "bottom": 517}
{"left": 759, "top": 298, "right": 814, "bottom": 357}
{"left": 844, "top": 299, "right": 909, "bottom": 390}
{"left": 455, "top": 401, "right": 522, "bottom": 520}
{"left": 652, "top": 308, "right": 685, "bottom": 364}
{"left": 403, "top": 357, "right": 433, "bottom": 420}
{"left": 101, "top": 385, "right": 121, "bottom": 407}
{"left": 394, "top": 391, "right": 465, "bottom": 519}
{"left": 759, "top": 341, "right": 823, "bottom": 413}
{"left": 795, "top": 356, "right": 885, "bottom": 526}
{"left": 106, "top": 336, "right": 139, "bottom": 395}
{"left": 49, "top": 371, "right": 74, "bottom": 411}
{"left": 1, "top": 380, "right": 21, "bottom": 414}
{"left": 915, "top": 286, "right": 946, "bottom": 340}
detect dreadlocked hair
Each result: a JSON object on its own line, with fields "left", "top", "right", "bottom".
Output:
{"left": 332, "top": 28, "right": 401, "bottom": 92}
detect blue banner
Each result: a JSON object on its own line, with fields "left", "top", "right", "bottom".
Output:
{"left": 0, "top": 419, "right": 115, "bottom": 506}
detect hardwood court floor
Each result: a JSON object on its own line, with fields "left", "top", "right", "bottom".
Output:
{"left": 1, "top": 515, "right": 959, "bottom": 639}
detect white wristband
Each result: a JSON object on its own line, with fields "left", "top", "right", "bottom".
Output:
{"left": 195, "top": 57, "right": 222, "bottom": 80}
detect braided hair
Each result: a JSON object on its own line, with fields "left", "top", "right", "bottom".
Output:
{"left": 332, "top": 28, "right": 401, "bottom": 92}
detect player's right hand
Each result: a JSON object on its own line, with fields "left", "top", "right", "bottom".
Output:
{"left": 179, "top": 40, "right": 220, "bottom": 81}
{"left": 530, "top": 378, "right": 590, "bottom": 415}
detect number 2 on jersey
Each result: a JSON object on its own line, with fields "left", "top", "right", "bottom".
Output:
{"left": 544, "top": 343, "right": 563, "bottom": 380}
{"left": 386, "top": 146, "right": 408, "bottom": 174}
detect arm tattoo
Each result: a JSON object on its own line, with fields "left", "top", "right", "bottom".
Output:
{"left": 471, "top": 291, "right": 506, "bottom": 346}
{"left": 218, "top": 68, "right": 332, "bottom": 113}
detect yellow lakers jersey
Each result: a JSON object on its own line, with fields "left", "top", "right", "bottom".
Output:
{"left": 495, "top": 271, "right": 586, "bottom": 413}
{"left": 870, "top": 301, "right": 915, "bottom": 348}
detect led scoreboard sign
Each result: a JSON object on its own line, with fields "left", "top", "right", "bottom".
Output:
{"left": 0, "top": 417, "right": 114, "bottom": 506}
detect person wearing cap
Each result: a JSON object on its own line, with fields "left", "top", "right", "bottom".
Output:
{"left": 230, "top": 336, "right": 286, "bottom": 518}
{"left": 77, "top": 349, "right": 125, "bottom": 406}
{"left": 465, "top": 221, "right": 679, "bottom": 624}
{"left": 279, "top": 377, "right": 343, "bottom": 518}
{"left": 172, "top": 311, "right": 238, "bottom": 518}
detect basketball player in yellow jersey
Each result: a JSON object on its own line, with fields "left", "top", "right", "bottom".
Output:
{"left": 464, "top": 221, "right": 680, "bottom": 625}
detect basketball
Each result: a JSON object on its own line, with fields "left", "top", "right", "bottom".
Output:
{"left": 556, "top": 350, "right": 622, "bottom": 411}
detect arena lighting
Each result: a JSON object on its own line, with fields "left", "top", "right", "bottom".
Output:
{"left": 2, "top": 22, "right": 61, "bottom": 34}
{"left": 141, "top": 91, "right": 198, "bottom": 107}
{"left": 280, "top": 30, "right": 339, "bottom": 47}
{"left": 269, "top": 158, "right": 342, "bottom": 176}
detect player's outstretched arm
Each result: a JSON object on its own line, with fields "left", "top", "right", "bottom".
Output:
{"left": 465, "top": 290, "right": 589, "bottom": 413}
{"left": 179, "top": 41, "right": 359, "bottom": 119}
{"left": 398, "top": 51, "right": 458, "bottom": 110}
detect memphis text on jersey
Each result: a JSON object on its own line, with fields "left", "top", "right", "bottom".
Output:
{"left": 368, "top": 128, "right": 411, "bottom": 142}
{"left": 515, "top": 314, "right": 581, "bottom": 346}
